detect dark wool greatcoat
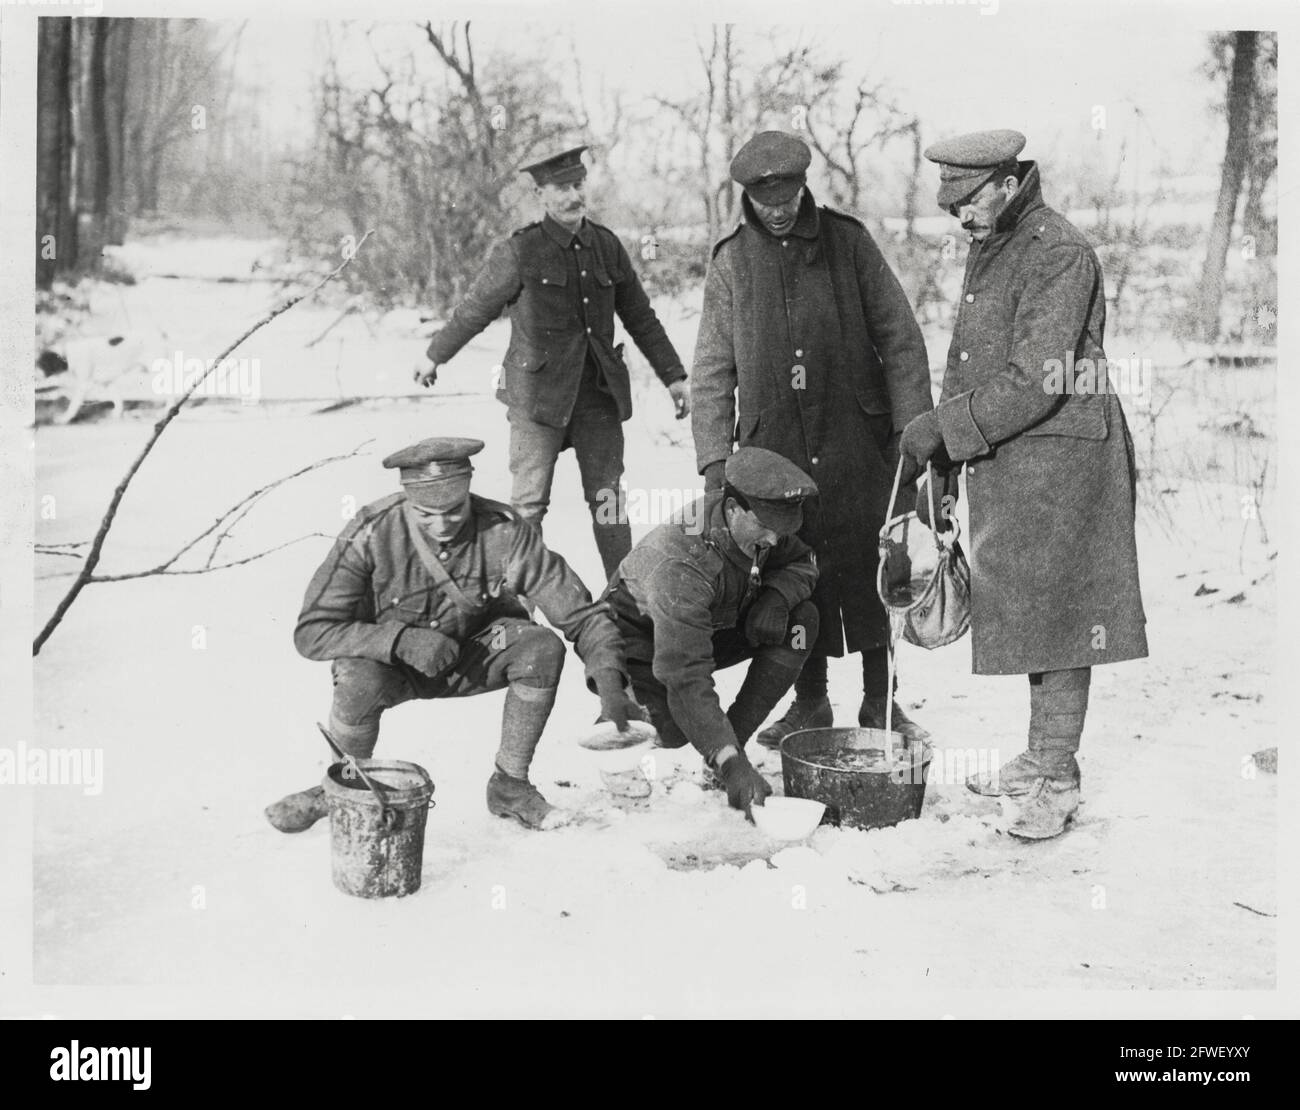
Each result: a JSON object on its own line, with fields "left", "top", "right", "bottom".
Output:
{"left": 932, "top": 162, "right": 1148, "bottom": 674}
{"left": 691, "top": 191, "right": 933, "bottom": 655}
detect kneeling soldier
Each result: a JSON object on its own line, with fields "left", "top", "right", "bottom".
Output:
{"left": 266, "top": 437, "right": 629, "bottom": 832}
{"left": 603, "top": 447, "right": 820, "bottom": 817}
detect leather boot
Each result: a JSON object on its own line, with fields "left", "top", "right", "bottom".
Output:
{"left": 858, "top": 697, "right": 930, "bottom": 744}
{"left": 265, "top": 785, "right": 329, "bottom": 833}
{"left": 966, "top": 749, "right": 1080, "bottom": 796}
{"left": 486, "top": 767, "right": 567, "bottom": 830}
{"left": 1008, "top": 777, "right": 1081, "bottom": 840}
{"left": 755, "top": 696, "right": 833, "bottom": 750}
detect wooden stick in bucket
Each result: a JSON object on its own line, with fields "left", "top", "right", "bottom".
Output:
{"left": 316, "top": 721, "right": 394, "bottom": 825}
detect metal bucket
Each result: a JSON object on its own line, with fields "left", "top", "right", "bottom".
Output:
{"left": 322, "top": 760, "right": 435, "bottom": 898}
{"left": 781, "top": 727, "right": 931, "bottom": 831}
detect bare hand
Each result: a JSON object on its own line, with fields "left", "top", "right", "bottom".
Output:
{"left": 668, "top": 378, "right": 690, "bottom": 420}
{"left": 414, "top": 361, "right": 440, "bottom": 388}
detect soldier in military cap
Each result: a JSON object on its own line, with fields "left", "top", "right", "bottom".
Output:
{"left": 691, "top": 130, "right": 935, "bottom": 751}
{"left": 265, "top": 437, "right": 637, "bottom": 832}
{"left": 897, "top": 129, "right": 1148, "bottom": 839}
{"left": 601, "top": 447, "right": 821, "bottom": 817}
{"left": 420, "top": 145, "right": 689, "bottom": 581}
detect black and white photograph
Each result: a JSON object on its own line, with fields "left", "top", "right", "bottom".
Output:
{"left": 1, "top": 0, "right": 1294, "bottom": 1036}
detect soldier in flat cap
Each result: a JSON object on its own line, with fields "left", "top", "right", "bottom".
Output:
{"left": 420, "top": 145, "right": 689, "bottom": 581}
{"left": 601, "top": 447, "right": 821, "bottom": 817}
{"left": 897, "top": 129, "right": 1147, "bottom": 839}
{"left": 265, "top": 437, "right": 638, "bottom": 832}
{"left": 691, "top": 130, "right": 935, "bottom": 750}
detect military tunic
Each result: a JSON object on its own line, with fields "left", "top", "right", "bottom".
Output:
{"left": 294, "top": 493, "right": 624, "bottom": 685}
{"left": 426, "top": 215, "right": 685, "bottom": 429}
{"left": 604, "top": 491, "right": 819, "bottom": 759}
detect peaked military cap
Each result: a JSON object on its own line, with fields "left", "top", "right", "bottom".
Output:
{"left": 923, "top": 129, "right": 1026, "bottom": 208}
{"left": 382, "top": 437, "right": 484, "bottom": 484}
{"left": 730, "top": 131, "right": 811, "bottom": 205}
{"left": 520, "top": 145, "right": 589, "bottom": 186}
{"left": 724, "top": 446, "right": 818, "bottom": 534}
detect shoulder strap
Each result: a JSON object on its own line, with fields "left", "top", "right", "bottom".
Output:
{"left": 402, "top": 502, "right": 485, "bottom": 617}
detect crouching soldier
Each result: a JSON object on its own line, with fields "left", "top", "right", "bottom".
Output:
{"left": 602, "top": 447, "right": 820, "bottom": 817}
{"left": 265, "top": 437, "right": 630, "bottom": 833}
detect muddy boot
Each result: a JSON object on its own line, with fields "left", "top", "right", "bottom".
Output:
{"left": 487, "top": 767, "right": 567, "bottom": 830}
{"left": 1008, "top": 777, "right": 1081, "bottom": 840}
{"left": 755, "top": 696, "right": 833, "bottom": 750}
{"left": 858, "top": 697, "right": 930, "bottom": 744}
{"left": 264, "top": 785, "right": 328, "bottom": 833}
{"left": 967, "top": 750, "right": 1081, "bottom": 796}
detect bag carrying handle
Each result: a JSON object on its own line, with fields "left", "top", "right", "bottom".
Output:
{"left": 880, "top": 458, "right": 959, "bottom": 548}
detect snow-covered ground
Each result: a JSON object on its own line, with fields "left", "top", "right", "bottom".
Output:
{"left": 21, "top": 234, "right": 1278, "bottom": 1016}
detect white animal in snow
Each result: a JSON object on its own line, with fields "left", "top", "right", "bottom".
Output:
{"left": 36, "top": 333, "right": 154, "bottom": 424}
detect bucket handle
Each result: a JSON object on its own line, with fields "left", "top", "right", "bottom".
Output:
{"left": 317, "top": 721, "right": 395, "bottom": 828}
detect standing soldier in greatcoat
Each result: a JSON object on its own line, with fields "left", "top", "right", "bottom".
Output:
{"left": 265, "top": 437, "right": 635, "bottom": 833}
{"left": 900, "top": 130, "right": 1148, "bottom": 839}
{"left": 691, "top": 131, "right": 936, "bottom": 749}
{"left": 420, "top": 146, "right": 689, "bottom": 581}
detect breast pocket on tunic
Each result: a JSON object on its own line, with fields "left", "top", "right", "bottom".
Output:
{"left": 522, "top": 265, "right": 574, "bottom": 331}
{"left": 376, "top": 588, "right": 431, "bottom": 627}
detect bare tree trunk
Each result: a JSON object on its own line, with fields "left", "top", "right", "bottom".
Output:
{"left": 902, "top": 118, "right": 921, "bottom": 242}
{"left": 76, "top": 18, "right": 112, "bottom": 272}
{"left": 105, "top": 20, "right": 133, "bottom": 245}
{"left": 718, "top": 25, "right": 737, "bottom": 227}
{"left": 36, "top": 18, "right": 75, "bottom": 288}
{"left": 1195, "top": 30, "right": 1257, "bottom": 343}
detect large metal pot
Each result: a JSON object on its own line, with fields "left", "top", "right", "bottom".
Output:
{"left": 780, "top": 727, "right": 931, "bottom": 831}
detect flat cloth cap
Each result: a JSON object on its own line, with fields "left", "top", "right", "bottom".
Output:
{"left": 923, "top": 129, "right": 1026, "bottom": 208}
{"left": 520, "top": 146, "right": 588, "bottom": 186}
{"left": 730, "top": 131, "right": 811, "bottom": 205}
{"left": 382, "top": 437, "right": 484, "bottom": 483}
{"left": 724, "top": 446, "right": 818, "bottom": 534}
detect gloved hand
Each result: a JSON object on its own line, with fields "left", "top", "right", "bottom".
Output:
{"left": 743, "top": 589, "right": 790, "bottom": 647}
{"left": 394, "top": 627, "right": 459, "bottom": 677}
{"left": 593, "top": 669, "right": 636, "bottom": 733}
{"left": 702, "top": 460, "right": 726, "bottom": 492}
{"left": 898, "top": 411, "right": 945, "bottom": 486}
{"left": 717, "top": 749, "right": 772, "bottom": 818}
{"left": 668, "top": 378, "right": 690, "bottom": 420}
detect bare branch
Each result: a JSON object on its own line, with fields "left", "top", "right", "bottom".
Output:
{"left": 38, "top": 442, "right": 370, "bottom": 582}
{"left": 33, "top": 233, "right": 374, "bottom": 655}
{"left": 88, "top": 534, "right": 337, "bottom": 582}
